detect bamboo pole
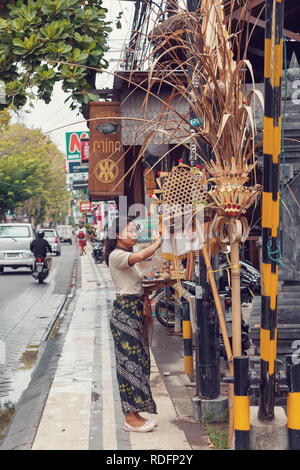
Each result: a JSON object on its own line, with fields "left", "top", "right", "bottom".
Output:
{"left": 230, "top": 239, "right": 242, "bottom": 357}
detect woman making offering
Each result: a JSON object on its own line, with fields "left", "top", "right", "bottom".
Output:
{"left": 105, "top": 216, "right": 162, "bottom": 433}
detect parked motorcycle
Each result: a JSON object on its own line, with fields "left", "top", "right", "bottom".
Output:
{"left": 152, "top": 286, "right": 176, "bottom": 327}
{"left": 218, "top": 254, "right": 261, "bottom": 304}
{"left": 92, "top": 238, "right": 104, "bottom": 264}
{"left": 152, "top": 281, "right": 195, "bottom": 328}
{"left": 218, "top": 256, "right": 260, "bottom": 358}
{"left": 32, "top": 256, "right": 49, "bottom": 284}
{"left": 152, "top": 257, "right": 260, "bottom": 349}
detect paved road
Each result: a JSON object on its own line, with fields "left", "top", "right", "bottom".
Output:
{"left": 0, "top": 247, "right": 211, "bottom": 450}
{"left": 0, "top": 243, "right": 76, "bottom": 408}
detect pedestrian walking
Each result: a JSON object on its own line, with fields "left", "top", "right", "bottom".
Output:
{"left": 75, "top": 221, "right": 87, "bottom": 255}
{"left": 104, "top": 216, "right": 162, "bottom": 433}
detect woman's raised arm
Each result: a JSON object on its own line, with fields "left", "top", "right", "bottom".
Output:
{"left": 128, "top": 235, "right": 162, "bottom": 266}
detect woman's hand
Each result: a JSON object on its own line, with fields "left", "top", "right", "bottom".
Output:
{"left": 152, "top": 231, "right": 162, "bottom": 249}
{"left": 128, "top": 232, "right": 162, "bottom": 265}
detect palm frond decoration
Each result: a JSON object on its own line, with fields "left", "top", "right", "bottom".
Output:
{"left": 133, "top": 0, "right": 263, "bottom": 220}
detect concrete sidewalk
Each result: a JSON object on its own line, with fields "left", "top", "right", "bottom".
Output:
{"left": 30, "top": 247, "right": 206, "bottom": 451}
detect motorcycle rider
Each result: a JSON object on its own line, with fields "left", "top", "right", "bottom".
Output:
{"left": 30, "top": 230, "right": 53, "bottom": 273}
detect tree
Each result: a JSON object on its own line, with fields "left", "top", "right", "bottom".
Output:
{"left": 0, "top": 123, "right": 70, "bottom": 223}
{"left": 0, "top": 152, "right": 46, "bottom": 219}
{"left": 0, "top": 0, "right": 122, "bottom": 116}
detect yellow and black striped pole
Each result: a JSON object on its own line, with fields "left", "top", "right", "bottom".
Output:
{"left": 286, "top": 354, "right": 300, "bottom": 449}
{"left": 259, "top": 0, "right": 284, "bottom": 420}
{"left": 234, "top": 356, "right": 250, "bottom": 449}
{"left": 182, "top": 300, "right": 193, "bottom": 378}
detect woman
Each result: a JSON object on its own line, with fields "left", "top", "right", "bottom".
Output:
{"left": 105, "top": 216, "right": 162, "bottom": 433}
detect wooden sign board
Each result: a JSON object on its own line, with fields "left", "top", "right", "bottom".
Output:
{"left": 88, "top": 102, "right": 124, "bottom": 200}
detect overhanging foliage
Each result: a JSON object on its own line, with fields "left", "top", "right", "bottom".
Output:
{"left": 0, "top": 0, "right": 121, "bottom": 113}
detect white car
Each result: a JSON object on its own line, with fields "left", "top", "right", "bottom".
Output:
{"left": 42, "top": 229, "right": 61, "bottom": 256}
{"left": 56, "top": 225, "right": 73, "bottom": 245}
{"left": 0, "top": 223, "right": 35, "bottom": 273}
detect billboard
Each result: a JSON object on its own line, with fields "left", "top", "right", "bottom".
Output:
{"left": 66, "top": 131, "right": 89, "bottom": 161}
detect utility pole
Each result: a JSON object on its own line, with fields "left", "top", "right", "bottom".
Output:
{"left": 259, "top": 0, "right": 284, "bottom": 421}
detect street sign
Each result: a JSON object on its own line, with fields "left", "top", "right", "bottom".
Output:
{"left": 68, "top": 161, "right": 89, "bottom": 174}
{"left": 66, "top": 131, "right": 89, "bottom": 161}
{"left": 72, "top": 173, "right": 88, "bottom": 181}
{"left": 189, "top": 117, "right": 203, "bottom": 128}
{"left": 72, "top": 180, "right": 88, "bottom": 191}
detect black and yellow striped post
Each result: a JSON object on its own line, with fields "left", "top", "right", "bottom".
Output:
{"left": 286, "top": 354, "right": 300, "bottom": 449}
{"left": 259, "top": 0, "right": 284, "bottom": 420}
{"left": 195, "top": 253, "right": 219, "bottom": 399}
{"left": 233, "top": 356, "right": 250, "bottom": 449}
{"left": 182, "top": 300, "right": 193, "bottom": 378}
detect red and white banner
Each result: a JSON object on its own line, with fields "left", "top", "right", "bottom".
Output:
{"left": 80, "top": 138, "right": 89, "bottom": 164}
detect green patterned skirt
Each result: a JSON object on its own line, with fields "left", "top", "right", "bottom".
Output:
{"left": 110, "top": 297, "right": 157, "bottom": 416}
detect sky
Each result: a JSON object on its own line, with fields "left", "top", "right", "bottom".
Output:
{"left": 12, "top": 1, "right": 135, "bottom": 156}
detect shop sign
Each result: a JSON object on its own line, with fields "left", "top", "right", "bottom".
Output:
{"left": 88, "top": 102, "right": 124, "bottom": 200}
{"left": 66, "top": 131, "right": 89, "bottom": 160}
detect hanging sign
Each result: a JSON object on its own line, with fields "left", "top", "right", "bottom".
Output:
{"left": 88, "top": 102, "right": 124, "bottom": 200}
{"left": 65, "top": 131, "right": 89, "bottom": 161}
{"left": 72, "top": 180, "right": 88, "bottom": 191}
{"left": 68, "top": 161, "right": 88, "bottom": 174}
{"left": 80, "top": 138, "right": 89, "bottom": 164}
{"left": 80, "top": 201, "right": 92, "bottom": 212}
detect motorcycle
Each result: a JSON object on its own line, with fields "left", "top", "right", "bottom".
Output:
{"left": 32, "top": 256, "right": 49, "bottom": 284}
{"left": 152, "top": 285, "right": 176, "bottom": 327}
{"left": 152, "top": 281, "right": 194, "bottom": 328}
{"left": 218, "top": 256, "right": 261, "bottom": 358}
{"left": 152, "top": 257, "right": 260, "bottom": 349}
{"left": 218, "top": 254, "right": 261, "bottom": 304}
{"left": 92, "top": 238, "right": 104, "bottom": 264}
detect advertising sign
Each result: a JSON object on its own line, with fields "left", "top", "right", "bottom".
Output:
{"left": 80, "top": 138, "right": 89, "bottom": 164}
{"left": 80, "top": 201, "right": 92, "bottom": 212}
{"left": 72, "top": 180, "right": 88, "bottom": 191}
{"left": 68, "top": 161, "right": 89, "bottom": 174}
{"left": 88, "top": 102, "right": 124, "bottom": 200}
{"left": 66, "top": 131, "right": 89, "bottom": 161}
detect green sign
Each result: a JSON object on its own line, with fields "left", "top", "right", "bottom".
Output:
{"left": 65, "top": 131, "right": 89, "bottom": 160}
{"left": 135, "top": 218, "right": 159, "bottom": 241}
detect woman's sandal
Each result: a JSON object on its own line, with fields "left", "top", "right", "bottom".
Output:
{"left": 124, "top": 420, "right": 156, "bottom": 433}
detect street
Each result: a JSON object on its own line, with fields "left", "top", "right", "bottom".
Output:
{"left": 0, "top": 245, "right": 211, "bottom": 451}
{"left": 0, "top": 243, "right": 76, "bottom": 409}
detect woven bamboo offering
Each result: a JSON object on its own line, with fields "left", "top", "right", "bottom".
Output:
{"left": 207, "top": 159, "right": 262, "bottom": 220}
{"left": 151, "top": 163, "right": 209, "bottom": 281}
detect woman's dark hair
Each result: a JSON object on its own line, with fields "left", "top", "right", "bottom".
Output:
{"left": 104, "top": 216, "right": 137, "bottom": 266}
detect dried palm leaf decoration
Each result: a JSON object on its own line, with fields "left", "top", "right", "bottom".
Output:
{"left": 145, "top": 0, "right": 263, "bottom": 224}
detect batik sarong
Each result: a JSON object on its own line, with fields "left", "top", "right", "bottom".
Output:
{"left": 110, "top": 297, "right": 157, "bottom": 416}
